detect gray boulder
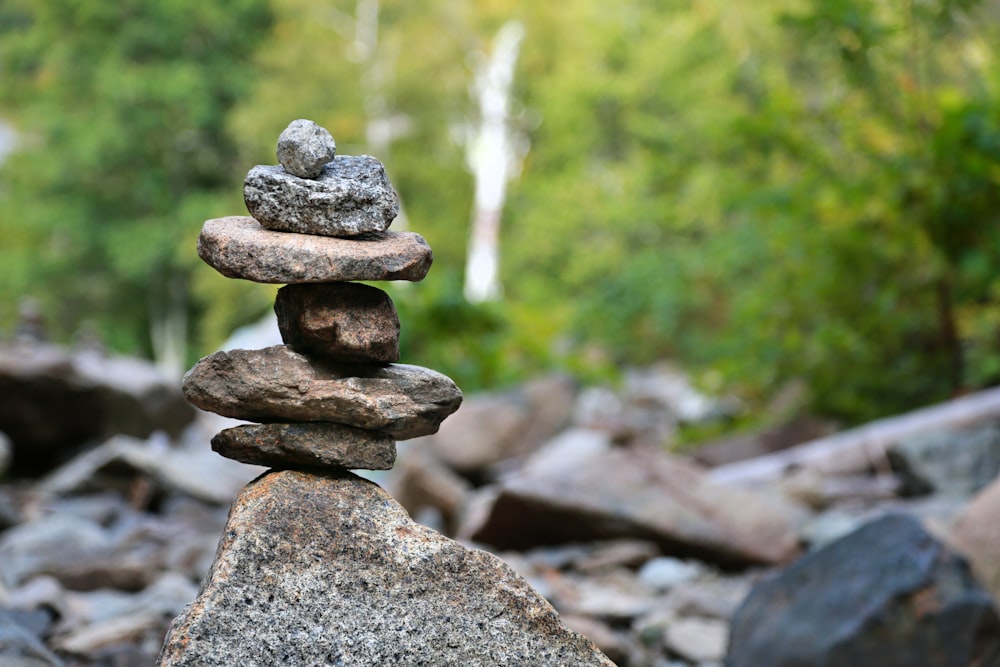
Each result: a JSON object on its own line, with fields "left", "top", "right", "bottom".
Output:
{"left": 727, "top": 513, "right": 1000, "bottom": 667}
{"left": 182, "top": 345, "right": 462, "bottom": 439}
{"left": 244, "top": 156, "right": 399, "bottom": 237}
{"left": 275, "top": 119, "right": 336, "bottom": 179}
{"left": 157, "top": 469, "right": 615, "bottom": 666}
{"left": 197, "top": 216, "right": 432, "bottom": 284}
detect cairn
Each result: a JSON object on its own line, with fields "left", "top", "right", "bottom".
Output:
{"left": 157, "top": 120, "right": 614, "bottom": 666}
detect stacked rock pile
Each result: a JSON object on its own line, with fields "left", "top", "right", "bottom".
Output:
{"left": 157, "top": 120, "right": 613, "bottom": 666}
{"left": 182, "top": 118, "right": 462, "bottom": 472}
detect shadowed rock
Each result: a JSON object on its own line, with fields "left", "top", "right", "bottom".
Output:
{"left": 211, "top": 422, "right": 396, "bottom": 470}
{"left": 274, "top": 283, "right": 400, "bottom": 364}
{"left": 156, "top": 469, "right": 614, "bottom": 667}
{"left": 197, "top": 216, "right": 432, "bottom": 284}
{"left": 727, "top": 513, "right": 1000, "bottom": 667}
{"left": 276, "top": 119, "right": 336, "bottom": 179}
{"left": 244, "top": 156, "right": 399, "bottom": 237}
{"left": 182, "top": 346, "right": 462, "bottom": 440}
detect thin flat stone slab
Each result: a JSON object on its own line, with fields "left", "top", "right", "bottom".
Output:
{"left": 211, "top": 422, "right": 396, "bottom": 470}
{"left": 156, "top": 469, "right": 615, "bottom": 667}
{"left": 182, "top": 346, "right": 462, "bottom": 440}
{"left": 197, "top": 216, "right": 432, "bottom": 284}
{"left": 274, "top": 283, "right": 400, "bottom": 364}
{"left": 244, "top": 156, "right": 399, "bottom": 237}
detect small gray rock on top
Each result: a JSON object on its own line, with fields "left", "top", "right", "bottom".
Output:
{"left": 245, "top": 156, "right": 399, "bottom": 237}
{"left": 276, "top": 119, "right": 336, "bottom": 179}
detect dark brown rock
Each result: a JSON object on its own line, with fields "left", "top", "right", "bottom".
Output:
{"left": 197, "top": 216, "right": 432, "bottom": 284}
{"left": 156, "top": 469, "right": 615, "bottom": 667}
{"left": 211, "top": 422, "right": 396, "bottom": 470}
{"left": 244, "top": 156, "right": 398, "bottom": 237}
{"left": 182, "top": 346, "right": 462, "bottom": 440}
{"left": 274, "top": 283, "right": 400, "bottom": 364}
{"left": 462, "top": 431, "right": 800, "bottom": 567}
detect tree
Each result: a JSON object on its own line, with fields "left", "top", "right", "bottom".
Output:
{"left": 463, "top": 20, "right": 526, "bottom": 304}
{"left": 0, "top": 0, "right": 272, "bottom": 375}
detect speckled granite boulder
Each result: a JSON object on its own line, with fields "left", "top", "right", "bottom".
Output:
{"left": 197, "top": 217, "right": 433, "bottom": 284}
{"left": 156, "top": 469, "right": 615, "bottom": 667}
{"left": 244, "top": 156, "right": 399, "bottom": 237}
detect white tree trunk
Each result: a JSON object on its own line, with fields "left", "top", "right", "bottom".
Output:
{"left": 150, "top": 269, "right": 187, "bottom": 380}
{"left": 463, "top": 21, "right": 525, "bottom": 304}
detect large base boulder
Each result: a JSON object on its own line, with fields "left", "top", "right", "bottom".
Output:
{"left": 157, "top": 469, "right": 614, "bottom": 666}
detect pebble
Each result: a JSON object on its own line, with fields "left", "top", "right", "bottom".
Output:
{"left": 276, "top": 119, "right": 336, "bottom": 179}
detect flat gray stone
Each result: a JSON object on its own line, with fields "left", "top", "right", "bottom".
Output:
{"left": 276, "top": 119, "right": 336, "bottom": 179}
{"left": 244, "top": 156, "right": 399, "bottom": 237}
{"left": 211, "top": 422, "right": 396, "bottom": 470}
{"left": 182, "top": 346, "right": 462, "bottom": 440}
{"left": 156, "top": 469, "right": 615, "bottom": 667}
{"left": 197, "top": 216, "right": 432, "bottom": 284}
{"left": 274, "top": 283, "right": 400, "bottom": 364}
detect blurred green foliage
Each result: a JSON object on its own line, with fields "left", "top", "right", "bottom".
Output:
{"left": 0, "top": 0, "right": 998, "bottom": 424}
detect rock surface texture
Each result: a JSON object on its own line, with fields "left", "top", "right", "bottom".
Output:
{"left": 158, "top": 120, "right": 611, "bottom": 666}
{"left": 244, "top": 157, "right": 399, "bottom": 237}
{"left": 158, "top": 470, "right": 614, "bottom": 667}
{"left": 726, "top": 513, "right": 1000, "bottom": 667}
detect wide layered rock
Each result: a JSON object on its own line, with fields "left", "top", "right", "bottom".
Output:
{"left": 462, "top": 429, "right": 801, "bottom": 567}
{"left": 276, "top": 119, "right": 336, "bottom": 179}
{"left": 727, "top": 513, "right": 1000, "bottom": 667}
{"left": 182, "top": 345, "right": 462, "bottom": 439}
{"left": 244, "top": 156, "right": 399, "bottom": 237}
{"left": 274, "top": 283, "right": 400, "bottom": 364}
{"left": 197, "top": 216, "right": 432, "bottom": 284}
{"left": 156, "top": 469, "right": 615, "bottom": 667}
{"left": 211, "top": 422, "right": 396, "bottom": 470}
